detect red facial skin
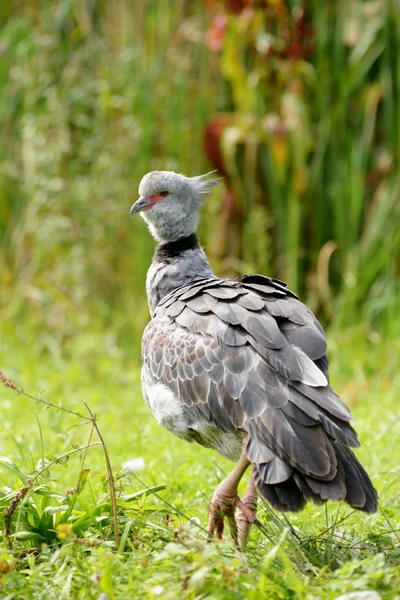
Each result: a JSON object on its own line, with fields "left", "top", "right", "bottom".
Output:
{"left": 143, "top": 193, "right": 168, "bottom": 211}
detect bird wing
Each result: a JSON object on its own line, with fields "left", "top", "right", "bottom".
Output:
{"left": 143, "top": 275, "right": 377, "bottom": 514}
{"left": 142, "top": 276, "right": 358, "bottom": 462}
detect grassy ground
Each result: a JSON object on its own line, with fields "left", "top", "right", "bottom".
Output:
{"left": 1, "top": 321, "right": 399, "bottom": 599}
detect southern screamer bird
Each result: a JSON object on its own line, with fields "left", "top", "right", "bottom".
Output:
{"left": 130, "top": 170, "right": 377, "bottom": 549}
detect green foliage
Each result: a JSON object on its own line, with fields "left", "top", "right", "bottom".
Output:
{"left": 0, "top": 0, "right": 399, "bottom": 355}
{"left": 214, "top": 0, "right": 400, "bottom": 328}
{"left": 0, "top": 0, "right": 214, "bottom": 356}
{"left": 0, "top": 451, "right": 166, "bottom": 552}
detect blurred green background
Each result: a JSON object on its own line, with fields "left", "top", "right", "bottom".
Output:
{"left": 1, "top": 0, "right": 399, "bottom": 362}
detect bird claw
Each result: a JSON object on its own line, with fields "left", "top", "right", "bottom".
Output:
{"left": 234, "top": 497, "right": 257, "bottom": 524}
{"left": 208, "top": 492, "right": 257, "bottom": 549}
{"left": 206, "top": 454, "right": 257, "bottom": 549}
{"left": 207, "top": 493, "right": 239, "bottom": 541}
{"left": 207, "top": 478, "right": 258, "bottom": 549}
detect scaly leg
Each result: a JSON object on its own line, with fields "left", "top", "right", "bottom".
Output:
{"left": 236, "top": 472, "right": 258, "bottom": 549}
{"left": 207, "top": 451, "right": 250, "bottom": 546}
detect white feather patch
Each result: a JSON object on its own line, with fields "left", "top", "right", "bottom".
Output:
{"left": 294, "top": 347, "right": 328, "bottom": 387}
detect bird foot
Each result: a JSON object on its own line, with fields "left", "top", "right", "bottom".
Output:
{"left": 207, "top": 452, "right": 256, "bottom": 549}
{"left": 235, "top": 483, "right": 258, "bottom": 550}
{"left": 208, "top": 489, "right": 240, "bottom": 542}
{"left": 207, "top": 487, "right": 257, "bottom": 549}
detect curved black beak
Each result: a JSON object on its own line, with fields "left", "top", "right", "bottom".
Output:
{"left": 130, "top": 196, "right": 153, "bottom": 215}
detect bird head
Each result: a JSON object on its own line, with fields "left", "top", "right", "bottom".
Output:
{"left": 130, "top": 170, "right": 221, "bottom": 242}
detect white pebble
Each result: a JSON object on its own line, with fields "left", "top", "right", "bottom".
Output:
{"left": 152, "top": 585, "right": 164, "bottom": 595}
{"left": 335, "top": 592, "right": 381, "bottom": 600}
{"left": 122, "top": 457, "right": 145, "bottom": 472}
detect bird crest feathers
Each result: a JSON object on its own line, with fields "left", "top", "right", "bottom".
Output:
{"left": 189, "top": 171, "right": 222, "bottom": 196}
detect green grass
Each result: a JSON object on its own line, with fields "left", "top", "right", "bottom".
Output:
{"left": 1, "top": 323, "right": 399, "bottom": 598}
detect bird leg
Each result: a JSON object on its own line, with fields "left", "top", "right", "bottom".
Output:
{"left": 207, "top": 450, "right": 251, "bottom": 547}
{"left": 236, "top": 473, "right": 258, "bottom": 549}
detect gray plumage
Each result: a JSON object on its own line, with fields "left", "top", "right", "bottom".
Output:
{"left": 132, "top": 170, "right": 378, "bottom": 514}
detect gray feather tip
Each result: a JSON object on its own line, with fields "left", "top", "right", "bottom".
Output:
{"left": 190, "top": 171, "right": 223, "bottom": 195}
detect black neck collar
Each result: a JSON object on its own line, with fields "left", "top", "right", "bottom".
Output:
{"left": 154, "top": 233, "right": 200, "bottom": 261}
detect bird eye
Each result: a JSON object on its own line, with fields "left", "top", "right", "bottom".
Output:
{"left": 159, "top": 191, "right": 169, "bottom": 197}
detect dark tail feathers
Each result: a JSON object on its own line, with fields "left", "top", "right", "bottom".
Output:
{"left": 252, "top": 442, "right": 378, "bottom": 513}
